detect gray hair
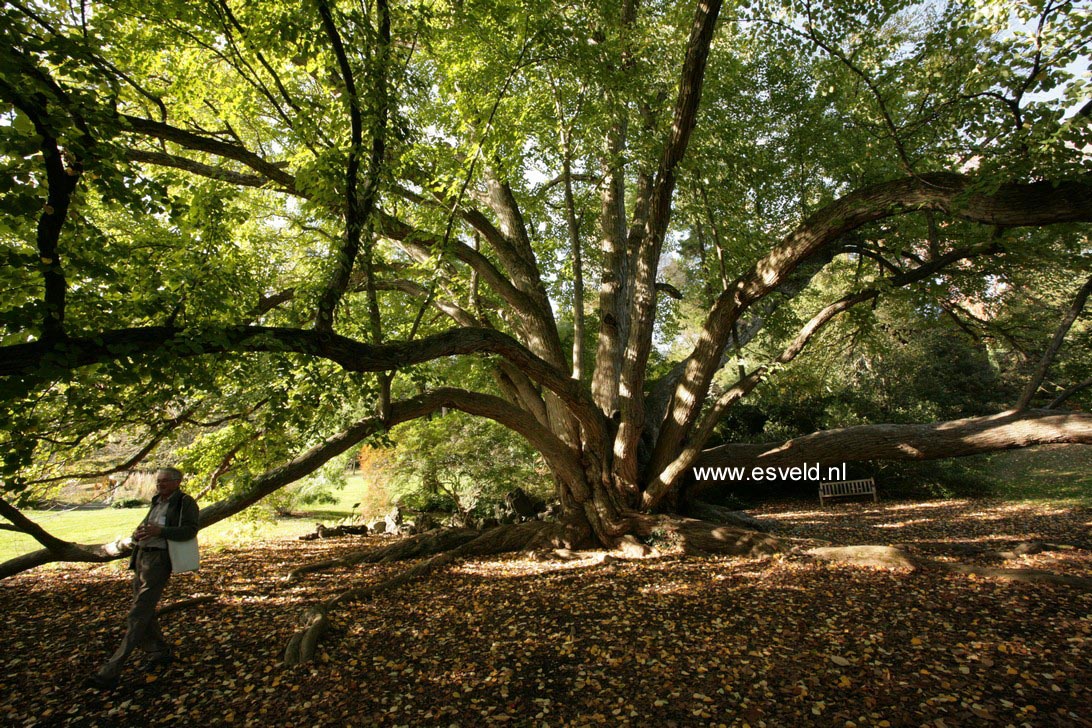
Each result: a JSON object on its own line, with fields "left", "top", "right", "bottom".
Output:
{"left": 156, "top": 467, "right": 184, "bottom": 483}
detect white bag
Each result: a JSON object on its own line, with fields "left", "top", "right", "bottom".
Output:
{"left": 167, "top": 537, "right": 200, "bottom": 573}
{"left": 166, "top": 500, "right": 200, "bottom": 573}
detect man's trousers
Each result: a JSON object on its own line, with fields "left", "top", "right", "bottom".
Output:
{"left": 96, "top": 548, "right": 172, "bottom": 679}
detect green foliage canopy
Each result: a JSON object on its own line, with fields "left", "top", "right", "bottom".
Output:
{"left": 0, "top": 0, "right": 1088, "bottom": 525}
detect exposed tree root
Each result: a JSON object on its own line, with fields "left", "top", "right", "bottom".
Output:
{"left": 283, "top": 516, "right": 788, "bottom": 664}
{"left": 805, "top": 545, "right": 920, "bottom": 570}
{"left": 943, "top": 540, "right": 1076, "bottom": 561}
{"left": 156, "top": 595, "right": 217, "bottom": 617}
{"left": 802, "top": 545, "right": 1092, "bottom": 589}
{"left": 938, "top": 563, "right": 1092, "bottom": 589}
{"left": 284, "top": 528, "right": 482, "bottom": 582}
{"left": 632, "top": 515, "right": 785, "bottom": 557}
{"left": 684, "top": 501, "right": 772, "bottom": 533}
{"left": 284, "top": 607, "right": 330, "bottom": 666}
{"left": 283, "top": 519, "right": 593, "bottom": 665}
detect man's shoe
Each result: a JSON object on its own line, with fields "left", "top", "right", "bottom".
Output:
{"left": 84, "top": 673, "right": 119, "bottom": 690}
{"left": 145, "top": 653, "right": 174, "bottom": 672}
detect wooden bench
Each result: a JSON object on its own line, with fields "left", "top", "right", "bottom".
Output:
{"left": 819, "top": 477, "right": 877, "bottom": 505}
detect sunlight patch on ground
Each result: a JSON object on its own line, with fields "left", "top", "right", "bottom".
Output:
{"left": 874, "top": 519, "right": 934, "bottom": 529}
{"left": 452, "top": 553, "right": 607, "bottom": 578}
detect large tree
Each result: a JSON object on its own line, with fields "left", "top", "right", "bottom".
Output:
{"left": 2, "top": 0, "right": 1091, "bottom": 599}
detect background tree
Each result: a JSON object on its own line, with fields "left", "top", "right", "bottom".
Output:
{"left": 376, "top": 412, "right": 547, "bottom": 522}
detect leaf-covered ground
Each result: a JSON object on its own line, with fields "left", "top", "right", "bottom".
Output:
{"left": 2, "top": 499, "right": 1091, "bottom": 727}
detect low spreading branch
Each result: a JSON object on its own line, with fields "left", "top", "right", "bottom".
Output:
{"left": 0, "top": 497, "right": 72, "bottom": 553}
{"left": 0, "top": 386, "right": 588, "bottom": 579}
{"left": 156, "top": 595, "right": 217, "bottom": 616}
{"left": 692, "top": 408, "right": 1092, "bottom": 499}
{"left": 0, "top": 325, "right": 563, "bottom": 400}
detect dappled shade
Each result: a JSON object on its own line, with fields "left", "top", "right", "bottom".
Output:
{"left": 2, "top": 499, "right": 1090, "bottom": 724}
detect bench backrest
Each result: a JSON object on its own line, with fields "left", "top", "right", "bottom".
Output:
{"left": 819, "top": 478, "right": 875, "bottom": 496}
{"left": 819, "top": 478, "right": 878, "bottom": 504}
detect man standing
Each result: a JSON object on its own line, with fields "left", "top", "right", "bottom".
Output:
{"left": 86, "top": 467, "right": 200, "bottom": 690}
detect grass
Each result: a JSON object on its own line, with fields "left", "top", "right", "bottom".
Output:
{"left": 1, "top": 508, "right": 142, "bottom": 561}
{"left": 966, "top": 443, "right": 1092, "bottom": 505}
{"left": 0, "top": 475, "right": 373, "bottom": 564}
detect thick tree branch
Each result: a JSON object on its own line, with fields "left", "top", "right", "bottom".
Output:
{"left": 33, "top": 131, "right": 78, "bottom": 341}
{"left": 479, "top": 171, "right": 540, "bottom": 275}
{"left": 0, "top": 498, "right": 72, "bottom": 553}
{"left": 376, "top": 212, "right": 521, "bottom": 303}
{"left": 645, "top": 243, "right": 844, "bottom": 439}
{"left": 121, "top": 115, "right": 297, "bottom": 192}
{"left": 314, "top": 0, "right": 389, "bottom": 333}
{"left": 655, "top": 281, "right": 684, "bottom": 300}
{"left": 496, "top": 361, "right": 550, "bottom": 427}
{"left": 613, "top": 0, "right": 724, "bottom": 493}
{"left": 643, "top": 290, "right": 875, "bottom": 509}
{"left": 589, "top": 0, "right": 645, "bottom": 416}
{"left": 373, "top": 277, "right": 550, "bottom": 426}
{"left": 537, "top": 172, "right": 600, "bottom": 193}
{"left": 0, "top": 540, "right": 124, "bottom": 579}
{"left": 0, "top": 324, "right": 604, "bottom": 440}
{"left": 376, "top": 280, "right": 481, "bottom": 327}
{"left": 656, "top": 173, "right": 1092, "bottom": 488}
{"left": 0, "top": 76, "right": 82, "bottom": 341}
{"left": 124, "top": 149, "right": 268, "bottom": 188}
{"left": 392, "top": 180, "right": 563, "bottom": 365}
{"left": 646, "top": 236, "right": 1043, "bottom": 507}
{"left": 254, "top": 289, "right": 297, "bottom": 316}
{"left": 375, "top": 211, "right": 562, "bottom": 357}
{"left": 392, "top": 179, "right": 546, "bottom": 307}
{"left": 1, "top": 387, "right": 583, "bottom": 578}
{"left": 1016, "top": 274, "right": 1092, "bottom": 410}
{"left": 475, "top": 171, "right": 570, "bottom": 377}
{"left": 590, "top": 114, "right": 631, "bottom": 415}
{"left": 416, "top": 389, "right": 584, "bottom": 491}
{"left": 552, "top": 92, "right": 588, "bottom": 382}
{"left": 692, "top": 409, "right": 1092, "bottom": 498}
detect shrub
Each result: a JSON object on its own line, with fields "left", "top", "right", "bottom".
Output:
{"left": 874, "top": 459, "right": 994, "bottom": 500}
{"left": 111, "top": 497, "right": 146, "bottom": 509}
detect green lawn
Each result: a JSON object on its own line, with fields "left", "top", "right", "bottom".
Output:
{"left": 967, "top": 443, "right": 1092, "bottom": 505}
{"left": 0, "top": 475, "right": 371, "bottom": 564}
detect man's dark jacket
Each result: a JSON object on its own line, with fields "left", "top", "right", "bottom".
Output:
{"left": 128, "top": 490, "right": 200, "bottom": 570}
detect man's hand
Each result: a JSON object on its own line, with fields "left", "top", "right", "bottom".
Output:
{"left": 133, "top": 523, "right": 164, "bottom": 540}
